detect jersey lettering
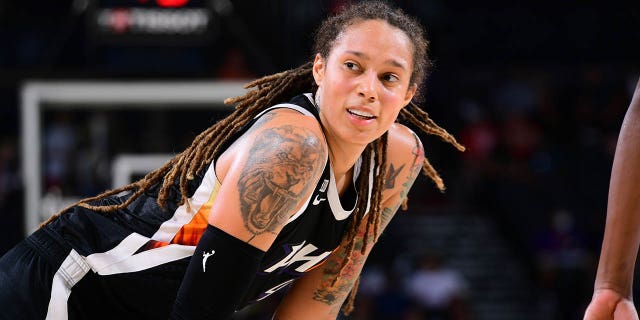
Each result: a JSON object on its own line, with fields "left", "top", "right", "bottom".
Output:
{"left": 319, "top": 179, "right": 329, "bottom": 192}
{"left": 263, "top": 241, "right": 331, "bottom": 273}
{"left": 256, "top": 279, "right": 296, "bottom": 301}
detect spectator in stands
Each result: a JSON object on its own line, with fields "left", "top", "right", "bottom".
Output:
{"left": 354, "top": 264, "right": 419, "bottom": 320}
{"left": 534, "top": 209, "right": 591, "bottom": 319}
{"left": 404, "top": 252, "right": 471, "bottom": 320}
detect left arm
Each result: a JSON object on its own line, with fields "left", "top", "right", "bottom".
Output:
{"left": 273, "top": 125, "right": 425, "bottom": 319}
{"left": 584, "top": 78, "right": 640, "bottom": 320}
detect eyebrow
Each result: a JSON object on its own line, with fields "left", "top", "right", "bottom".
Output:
{"left": 345, "top": 50, "right": 407, "bottom": 70}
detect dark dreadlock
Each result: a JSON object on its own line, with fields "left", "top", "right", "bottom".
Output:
{"left": 42, "top": 0, "right": 465, "bottom": 316}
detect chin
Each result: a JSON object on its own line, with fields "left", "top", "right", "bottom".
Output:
{"left": 350, "top": 134, "right": 380, "bottom": 146}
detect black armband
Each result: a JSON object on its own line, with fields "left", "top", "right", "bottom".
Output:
{"left": 170, "top": 225, "right": 265, "bottom": 320}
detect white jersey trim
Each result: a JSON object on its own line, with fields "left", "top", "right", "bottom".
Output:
{"left": 93, "top": 243, "right": 195, "bottom": 275}
{"left": 46, "top": 249, "right": 90, "bottom": 320}
{"left": 85, "top": 232, "right": 150, "bottom": 272}
{"left": 85, "top": 232, "right": 195, "bottom": 275}
{"left": 150, "top": 160, "right": 218, "bottom": 243}
{"left": 255, "top": 102, "right": 315, "bottom": 119}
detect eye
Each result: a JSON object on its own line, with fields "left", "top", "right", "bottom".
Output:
{"left": 382, "top": 73, "right": 399, "bottom": 83}
{"left": 344, "top": 61, "right": 360, "bottom": 71}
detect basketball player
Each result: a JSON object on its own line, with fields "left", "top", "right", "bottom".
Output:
{"left": 584, "top": 77, "right": 640, "bottom": 320}
{"left": 0, "top": 1, "right": 464, "bottom": 319}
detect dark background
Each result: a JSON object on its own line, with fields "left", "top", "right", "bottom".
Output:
{"left": 1, "top": 1, "right": 639, "bottom": 319}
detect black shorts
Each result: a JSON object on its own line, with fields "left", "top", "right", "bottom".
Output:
{"left": 0, "top": 226, "right": 186, "bottom": 320}
{"left": 0, "top": 227, "right": 72, "bottom": 319}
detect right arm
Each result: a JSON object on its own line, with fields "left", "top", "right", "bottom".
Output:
{"left": 208, "top": 109, "right": 327, "bottom": 249}
{"left": 171, "top": 109, "right": 327, "bottom": 319}
{"left": 584, "top": 78, "right": 640, "bottom": 320}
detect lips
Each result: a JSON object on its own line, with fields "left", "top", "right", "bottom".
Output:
{"left": 347, "top": 108, "right": 376, "bottom": 120}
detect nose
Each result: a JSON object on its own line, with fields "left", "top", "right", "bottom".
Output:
{"left": 358, "top": 71, "right": 377, "bottom": 103}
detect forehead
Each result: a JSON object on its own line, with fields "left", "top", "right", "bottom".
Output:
{"left": 330, "top": 19, "right": 414, "bottom": 67}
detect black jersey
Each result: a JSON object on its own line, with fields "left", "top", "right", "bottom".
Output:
{"left": 36, "top": 93, "right": 372, "bottom": 318}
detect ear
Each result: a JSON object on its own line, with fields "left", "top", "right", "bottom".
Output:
{"left": 312, "top": 53, "right": 325, "bottom": 86}
{"left": 403, "top": 84, "right": 418, "bottom": 107}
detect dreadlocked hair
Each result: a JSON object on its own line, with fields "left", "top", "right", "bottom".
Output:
{"left": 41, "top": 62, "right": 317, "bottom": 226}
{"left": 334, "top": 106, "right": 464, "bottom": 315}
{"left": 399, "top": 102, "right": 466, "bottom": 191}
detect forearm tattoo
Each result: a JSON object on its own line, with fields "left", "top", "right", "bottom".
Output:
{"left": 238, "top": 125, "right": 324, "bottom": 241}
{"left": 312, "top": 227, "right": 373, "bottom": 308}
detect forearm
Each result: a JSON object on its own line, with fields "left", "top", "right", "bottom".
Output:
{"left": 594, "top": 79, "right": 640, "bottom": 297}
{"left": 171, "top": 225, "right": 265, "bottom": 319}
{"left": 274, "top": 208, "right": 391, "bottom": 319}
{"left": 311, "top": 217, "right": 380, "bottom": 310}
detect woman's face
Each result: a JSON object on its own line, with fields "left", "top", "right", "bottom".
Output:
{"left": 313, "top": 19, "right": 417, "bottom": 148}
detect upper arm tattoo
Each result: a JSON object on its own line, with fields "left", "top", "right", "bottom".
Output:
{"left": 384, "top": 163, "right": 405, "bottom": 189}
{"left": 238, "top": 125, "right": 325, "bottom": 241}
{"left": 381, "top": 133, "right": 424, "bottom": 227}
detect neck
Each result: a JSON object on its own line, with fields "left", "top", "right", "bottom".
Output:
{"left": 330, "top": 150, "right": 360, "bottom": 197}
{"left": 329, "top": 146, "right": 362, "bottom": 177}
{"left": 314, "top": 98, "right": 368, "bottom": 189}
{"left": 325, "top": 134, "right": 367, "bottom": 194}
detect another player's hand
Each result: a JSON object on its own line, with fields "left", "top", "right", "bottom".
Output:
{"left": 584, "top": 288, "right": 639, "bottom": 320}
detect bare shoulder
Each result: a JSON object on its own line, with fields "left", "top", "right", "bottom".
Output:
{"left": 386, "top": 123, "right": 425, "bottom": 168}
{"left": 239, "top": 107, "right": 328, "bottom": 178}
{"left": 247, "top": 107, "right": 325, "bottom": 140}
{"left": 217, "top": 107, "right": 327, "bottom": 179}
{"left": 375, "top": 123, "right": 425, "bottom": 207}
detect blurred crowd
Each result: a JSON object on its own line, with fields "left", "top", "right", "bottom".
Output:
{"left": 426, "top": 67, "right": 636, "bottom": 319}
{"left": 1, "top": 1, "right": 639, "bottom": 319}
